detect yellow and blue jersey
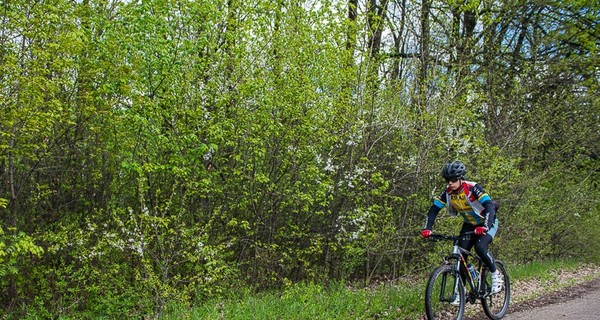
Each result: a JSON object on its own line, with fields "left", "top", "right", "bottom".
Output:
{"left": 425, "top": 181, "right": 496, "bottom": 230}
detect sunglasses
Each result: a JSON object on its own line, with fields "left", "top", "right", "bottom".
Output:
{"left": 446, "top": 178, "right": 460, "bottom": 183}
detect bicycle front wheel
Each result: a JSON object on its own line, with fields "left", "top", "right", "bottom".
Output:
{"left": 481, "top": 260, "right": 510, "bottom": 320}
{"left": 425, "top": 264, "right": 465, "bottom": 320}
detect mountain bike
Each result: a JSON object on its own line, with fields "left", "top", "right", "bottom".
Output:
{"left": 424, "top": 232, "right": 510, "bottom": 320}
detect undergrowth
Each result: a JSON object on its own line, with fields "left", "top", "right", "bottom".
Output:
{"left": 163, "top": 260, "right": 600, "bottom": 320}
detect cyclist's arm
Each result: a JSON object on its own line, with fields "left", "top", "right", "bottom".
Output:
{"left": 424, "top": 205, "right": 441, "bottom": 230}
{"left": 482, "top": 200, "right": 496, "bottom": 229}
{"left": 424, "top": 194, "right": 446, "bottom": 230}
{"left": 473, "top": 183, "right": 496, "bottom": 229}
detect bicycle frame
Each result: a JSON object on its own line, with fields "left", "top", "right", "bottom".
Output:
{"left": 435, "top": 233, "right": 490, "bottom": 302}
{"left": 452, "top": 243, "right": 487, "bottom": 300}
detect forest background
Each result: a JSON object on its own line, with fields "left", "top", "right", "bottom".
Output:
{"left": 0, "top": 0, "right": 598, "bottom": 318}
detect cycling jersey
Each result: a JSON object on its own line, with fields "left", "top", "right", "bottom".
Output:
{"left": 425, "top": 181, "right": 497, "bottom": 233}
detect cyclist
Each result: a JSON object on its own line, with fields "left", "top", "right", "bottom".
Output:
{"left": 421, "top": 161, "right": 503, "bottom": 295}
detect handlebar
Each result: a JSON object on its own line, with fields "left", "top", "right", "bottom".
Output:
{"left": 428, "top": 231, "right": 475, "bottom": 241}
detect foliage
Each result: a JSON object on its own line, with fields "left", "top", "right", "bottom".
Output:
{"left": 0, "top": 0, "right": 597, "bottom": 317}
{"left": 0, "top": 225, "right": 43, "bottom": 278}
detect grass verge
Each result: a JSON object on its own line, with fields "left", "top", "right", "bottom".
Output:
{"left": 165, "top": 260, "right": 600, "bottom": 320}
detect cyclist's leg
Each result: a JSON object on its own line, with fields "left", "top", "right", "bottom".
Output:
{"left": 457, "top": 223, "right": 476, "bottom": 282}
{"left": 474, "top": 234, "right": 496, "bottom": 272}
{"left": 474, "top": 218, "right": 499, "bottom": 272}
{"left": 477, "top": 235, "right": 505, "bottom": 294}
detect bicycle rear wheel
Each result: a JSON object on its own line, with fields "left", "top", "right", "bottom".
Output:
{"left": 425, "top": 265, "right": 465, "bottom": 320}
{"left": 481, "top": 260, "right": 510, "bottom": 319}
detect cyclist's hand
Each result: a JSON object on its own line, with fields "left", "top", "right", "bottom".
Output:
{"left": 474, "top": 226, "right": 488, "bottom": 235}
{"left": 421, "top": 229, "right": 432, "bottom": 238}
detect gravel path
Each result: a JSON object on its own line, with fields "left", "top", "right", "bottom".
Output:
{"left": 464, "top": 265, "right": 600, "bottom": 320}
{"left": 505, "top": 283, "right": 600, "bottom": 319}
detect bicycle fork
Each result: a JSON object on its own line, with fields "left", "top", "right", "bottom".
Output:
{"left": 438, "top": 245, "right": 464, "bottom": 303}
{"left": 436, "top": 269, "right": 459, "bottom": 303}
{"left": 451, "top": 245, "right": 463, "bottom": 302}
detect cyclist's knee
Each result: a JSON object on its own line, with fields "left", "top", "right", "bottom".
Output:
{"left": 474, "top": 242, "right": 489, "bottom": 257}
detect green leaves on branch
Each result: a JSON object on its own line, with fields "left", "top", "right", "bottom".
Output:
{"left": 0, "top": 226, "right": 44, "bottom": 277}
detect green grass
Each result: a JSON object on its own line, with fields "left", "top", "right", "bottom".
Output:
{"left": 508, "top": 259, "right": 580, "bottom": 280}
{"left": 164, "top": 260, "right": 598, "bottom": 320}
{"left": 165, "top": 281, "right": 425, "bottom": 320}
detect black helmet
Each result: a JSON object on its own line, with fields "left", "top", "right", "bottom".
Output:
{"left": 442, "top": 161, "right": 466, "bottom": 181}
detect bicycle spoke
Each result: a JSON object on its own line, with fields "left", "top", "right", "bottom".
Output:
{"left": 425, "top": 265, "right": 465, "bottom": 319}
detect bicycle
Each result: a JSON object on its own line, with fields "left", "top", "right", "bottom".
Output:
{"left": 424, "top": 232, "right": 510, "bottom": 320}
